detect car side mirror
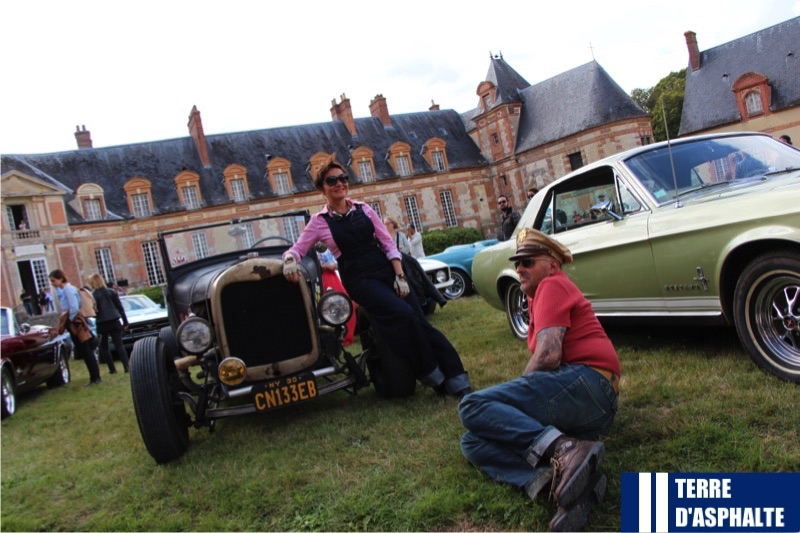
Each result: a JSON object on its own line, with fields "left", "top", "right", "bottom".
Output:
{"left": 20, "top": 323, "right": 31, "bottom": 334}
{"left": 591, "top": 200, "right": 623, "bottom": 221}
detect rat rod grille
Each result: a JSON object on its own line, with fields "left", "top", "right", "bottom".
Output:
{"left": 219, "top": 276, "right": 314, "bottom": 367}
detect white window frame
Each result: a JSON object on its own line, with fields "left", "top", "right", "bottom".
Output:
{"left": 274, "top": 172, "right": 291, "bottom": 195}
{"left": 132, "top": 193, "right": 150, "bottom": 218}
{"left": 142, "top": 241, "right": 165, "bottom": 285}
{"left": 404, "top": 196, "right": 421, "bottom": 232}
{"left": 745, "top": 91, "right": 763, "bottom": 115}
{"left": 231, "top": 178, "right": 247, "bottom": 202}
{"left": 95, "top": 247, "right": 116, "bottom": 284}
{"left": 192, "top": 232, "right": 209, "bottom": 259}
{"left": 32, "top": 259, "right": 49, "bottom": 295}
{"left": 183, "top": 185, "right": 201, "bottom": 210}
{"left": 439, "top": 190, "right": 457, "bottom": 227}
{"left": 358, "top": 161, "right": 374, "bottom": 182}
{"left": 285, "top": 217, "right": 301, "bottom": 243}
{"left": 396, "top": 155, "right": 411, "bottom": 176}
{"left": 432, "top": 151, "right": 446, "bottom": 171}
{"left": 84, "top": 198, "right": 102, "bottom": 220}
{"left": 369, "top": 202, "right": 382, "bottom": 219}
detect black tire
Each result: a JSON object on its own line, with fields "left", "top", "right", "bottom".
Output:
{"left": 505, "top": 281, "right": 529, "bottom": 341}
{"left": 1, "top": 368, "right": 16, "bottom": 420}
{"left": 444, "top": 269, "right": 473, "bottom": 299}
{"left": 130, "top": 336, "right": 191, "bottom": 463}
{"left": 46, "top": 347, "right": 71, "bottom": 388}
{"left": 733, "top": 250, "right": 800, "bottom": 383}
{"left": 358, "top": 308, "right": 416, "bottom": 398}
{"left": 158, "top": 326, "right": 180, "bottom": 360}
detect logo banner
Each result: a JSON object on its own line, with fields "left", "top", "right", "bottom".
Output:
{"left": 621, "top": 472, "right": 800, "bottom": 532}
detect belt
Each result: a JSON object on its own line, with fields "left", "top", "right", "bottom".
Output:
{"left": 590, "top": 366, "right": 620, "bottom": 395}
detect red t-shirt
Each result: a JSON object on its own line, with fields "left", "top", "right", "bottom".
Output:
{"left": 528, "top": 270, "right": 621, "bottom": 376}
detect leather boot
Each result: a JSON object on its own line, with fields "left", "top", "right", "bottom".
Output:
{"left": 549, "top": 472, "right": 607, "bottom": 532}
{"left": 548, "top": 435, "right": 605, "bottom": 508}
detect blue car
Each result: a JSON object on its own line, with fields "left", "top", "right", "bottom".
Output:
{"left": 426, "top": 239, "right": 499, "bottom": 299}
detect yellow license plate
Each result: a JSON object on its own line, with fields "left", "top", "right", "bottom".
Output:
{"left": 252, "top": 373, "right": 318, "bottom": 411}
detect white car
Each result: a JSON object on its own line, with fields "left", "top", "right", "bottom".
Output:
{"left": 416, "top": 257, "right": 455, "bottom": 314}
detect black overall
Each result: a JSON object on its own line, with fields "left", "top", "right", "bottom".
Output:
{"left": 323, "top": 205, "right": 469, "bottom": 393}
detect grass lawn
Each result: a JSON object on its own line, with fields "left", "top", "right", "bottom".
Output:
{"left": 1, "top": 296, "right": 798, "bottom": 531}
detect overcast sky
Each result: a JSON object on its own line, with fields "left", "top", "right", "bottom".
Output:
{"left": 1, "top": 1, "right": 798, "bottom": 155}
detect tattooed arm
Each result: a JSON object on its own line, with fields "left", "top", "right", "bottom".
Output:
{"left": 524, "top": 326, "right": 566, "bottom": 374}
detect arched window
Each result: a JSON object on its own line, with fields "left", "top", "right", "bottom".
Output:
{"left": 266, "top": 157, "right": 293, "bottom": 195}
{"left": 123, "top": 177, "right": 154, "bottom": 218}
{"left": 175, "top": 171, "right": 202, "bottom": 209}
{"left": 223, "top": 164, "right": 250, "bottom": 202}
{"left": 76, "top": 183, "right": 106, "bottom": 221}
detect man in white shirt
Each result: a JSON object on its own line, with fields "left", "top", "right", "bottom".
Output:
{"left": 407, "top": 224, "right": 425, "bottom": 258}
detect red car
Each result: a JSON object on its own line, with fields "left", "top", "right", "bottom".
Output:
{"left": 1, "top": 306, "right": 71, "bottom": 419}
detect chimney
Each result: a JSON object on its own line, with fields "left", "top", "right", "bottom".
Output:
{"left": 429, "top": 99, "right": 440, "bottom": 111}
{"left": 684, "top": 31, "right": 701, "bottom": 71}
{"left": 187, "top": 105, "right": 211, "bottom": 168}
{"left": 330, "top": 94, "right": 357, "bottom": 136}
{"left": 74, "top": 125, "right": 93, "bottom": 149}
{"left": 369, "top": 94, "right": 391, "bottom": 127}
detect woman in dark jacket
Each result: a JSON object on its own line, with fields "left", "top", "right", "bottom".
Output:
{"left": 88, "top": 273, "right": 130, "bottom": 373}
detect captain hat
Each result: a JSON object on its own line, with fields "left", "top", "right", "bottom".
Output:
{"left": 509, "top": 228, "right": 573, "bottom": 265}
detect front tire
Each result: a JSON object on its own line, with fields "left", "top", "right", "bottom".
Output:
{"left": 359, "top": 308, "right": 416, "bottom": 398}
{"left": 130, "top": 336, "right": 191, "bottom": 463}
{"left": 505, "top": 281, "right": 529, "bottom": 341}
{"left": 1, "top": 368, "right": 16, "bottom": 419}
{"left": 733, "top": 250, "right": 800, "bottom": 383}
{"left": 445, "top": 270, "right": 473, "bottom": 299}
{"left": 46, "top": 347, "right": 71, "bottom": 388}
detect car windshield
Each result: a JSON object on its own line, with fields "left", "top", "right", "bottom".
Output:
{"left": 161, "top": 211, "right": 308, "bottom": 270}
{"left": 121, "top": 297, "right": 159, "bottom": 312}
{"left": 623, "top": 135, "right": 800, "bottom": 205}
{"left": 1, "top": 309, "right": 11, "bottom": 336}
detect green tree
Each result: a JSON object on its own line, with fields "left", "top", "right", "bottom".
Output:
{"left": 631, "top": 68, "right": 686, "bottom": 141}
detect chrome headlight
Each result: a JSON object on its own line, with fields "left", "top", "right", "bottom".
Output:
{"left": 318, "top": 291, "right": 353, "bottom": 326}
{"left": 435, "top": 269, "right": 448, "bottom": 283}
{"left": 176, "top": 317, "right": 214, "bottom": 354}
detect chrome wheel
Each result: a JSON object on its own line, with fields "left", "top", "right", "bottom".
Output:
{"left": 504, "top": 281, "right": 529, "bottom": 341}
{"left": 445, "top": 270, "right": 472, "bottom": 299}
{"left": 1, "top": 369, "right": 16, "bottom": 419}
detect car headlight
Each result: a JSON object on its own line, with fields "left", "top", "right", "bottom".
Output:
{"left": 176, "top": 317, "right": 214, "bottom": 354}
{"left": 318, "top": 291, "right": 353, "bottom": 326}
{"left": 435, "top": 269, "right": 448, "bottom": 283}
{"left": 218, "top": 357, "right": 247, "bottom": 386}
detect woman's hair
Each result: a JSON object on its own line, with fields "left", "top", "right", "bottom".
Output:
{"left": 314, "top": 161, "right": 348, "bottom": 189}
{"left": 49, "top": 269, "right": 67, "bottom": 282}
{"left": 88, "top": 273, "right": 107, "bottom": 290}
{"left": 383, "top": 216, "right": 400, "bottom": 230}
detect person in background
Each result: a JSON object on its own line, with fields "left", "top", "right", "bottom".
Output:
{"left": 407, "top": 223, "right": 425, "bottom": 258}
{"left": 459, "top": 229, "right": 620, "bottom": 531}
{"left": 49, "top": 269, "right": 102, "bottom": 385}
{"left": 383, "top": 216, "right": 411, "bottom": 255}
{"left": 282, "top": 161, "right": 471, "bottom": 398}
{"left": 316, "top": 244, "right": 357, "bottom": 346}
{"left": 88, "top": 273, "right": 130, "bottom": 374}
{"left": 20, "top": 290, "right": 35, "bottom": 316}
{"left": 779, "top": 134, "right": 793, "bottom": 146}
{"left": 527, "top": 187, "right": 539, "bottom": 202}
{"left": 496, "top": 195, "right": 521, "bottom": 241}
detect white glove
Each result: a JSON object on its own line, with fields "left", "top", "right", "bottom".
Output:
{"left": 394, "top": 274, "right": 410, "bottom": 297}
{"left": 283, "top": 255, "right": 300, "bottom": 277}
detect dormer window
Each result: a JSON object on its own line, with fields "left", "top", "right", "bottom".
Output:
{"left": 351, "top": 146, "right": 376, "bottom": 183}
{"left": 477, "top": 81, "right": 496, "bottom": 113}
{"left": 422, "top": 138, "right": 448, "bottom": 172}
{"left": 124, "top": 177, "right": 154, "bottom": 218}
{"left": 175, "top": 171, "right": 203, "bottom": 210}
{"left": 76, "top": 183, "right": 107, "bottom": 221}
{"left": 266, "top": 157, "right": 293, "bottom": 195}
{"left": 483, "top": 94, "right": 491, "bottom": 110}
{"left": 223, "top": 165, "right": 250, "bottom": 202}
{"left": 387, "top": 142, "right": 413, "bottom": 177}
{"left": 745, "top": 91, "right": 763, "bottom": 116}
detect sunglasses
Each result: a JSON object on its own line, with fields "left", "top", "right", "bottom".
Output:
{"left": 497, "top": 200, "right": 507, "bottom": 205}
{"left": 514, "top": 256, "right": 550, "bottom": 268}
{"left": 324, "top": 174, "right": 349, "bottom": 187}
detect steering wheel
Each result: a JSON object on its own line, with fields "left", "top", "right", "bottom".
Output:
{"left": 249, "top": 236, "right": 294, "bottom": 249}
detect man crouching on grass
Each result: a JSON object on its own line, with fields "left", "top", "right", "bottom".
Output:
{"left": 459, "top": 229, "right": 620, "bottom": 532}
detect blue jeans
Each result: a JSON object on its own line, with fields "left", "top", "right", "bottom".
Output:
{"left": 459, "top": 364, "right": 617, "bottom": 493}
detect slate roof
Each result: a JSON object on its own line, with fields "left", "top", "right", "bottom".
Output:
{"left": 514, "top": 61, "right": 647, "bottom": 153}
{"left": 1, "top": 109, "right": 487, "bottom": 224}
{"left": 679, "top": 16, "right": 800, "bottom": 136}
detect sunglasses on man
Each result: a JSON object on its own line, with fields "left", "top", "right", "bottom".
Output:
{"left": 514, "top": 256, "right": 551, "bottom": 269}
{"left": 324, "top": 174, "right": 350, "bottom": 187}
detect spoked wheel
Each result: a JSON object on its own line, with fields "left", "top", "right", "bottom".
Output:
{"left": 505, "top": 281, "right": 529, "bottom": 341}
{"left": 445, "top": 270, "right": 473, "bottom": 299}
{"left": 1, "top": 369, "right": 16, "bottom": 419}
{"left": 130, "top": 336, "right": 191, "bottom": 463}
{"left": 358, "top": 308, "right": 416, "bottom": 398}
{"left": 733, "top": 250, "right": 800, "bottom": 383}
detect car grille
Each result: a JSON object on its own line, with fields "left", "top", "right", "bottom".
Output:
{"left": 124, "top": 320, "right": 170, "bottom": 343}
{"left": 220, "top": 277, "right": 314, "bottom": 366}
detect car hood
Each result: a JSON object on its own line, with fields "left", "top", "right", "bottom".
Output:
{"left": 126, "top": 308, "right": 168, "bottom": 324}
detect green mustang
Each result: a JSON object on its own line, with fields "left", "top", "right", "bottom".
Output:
{"left": 472, "top": 132, "right": 800, "bottom": 383}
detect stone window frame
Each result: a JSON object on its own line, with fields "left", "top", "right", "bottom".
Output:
{"left": 387, "top": 142, "right": 413, "bottom": 177}
{"left": 732, "top": 72, "right": 771, "bottom": 120}
{"left": 477, "top": 81, "right": 496, "bottom": 113}
{"left": 76, "top": 183, "right": 107, "bottom": 221}
{"left": 422, "top": 138, "right": 448, "bottom": 172}
{"left": 123, "top": 177, "right": 154, "bottom": 218}
{"left": 175, "top": 171, "right": 203, "bottom": 210}
{"left": 266, "top": 157, "right": 294, "bottom": 195}
{"left": 223, "top": 164, "right": 250, "bottom": 202}
{"left": 351, "top": 147, "right": 376, "bottom": 183}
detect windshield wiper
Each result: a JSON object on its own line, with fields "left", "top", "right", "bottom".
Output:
{"left": 677, "top": 180, "right": 732, "bottom": 197}
{"left": 764, "top": 166, "right": 800, "bottom": 177}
